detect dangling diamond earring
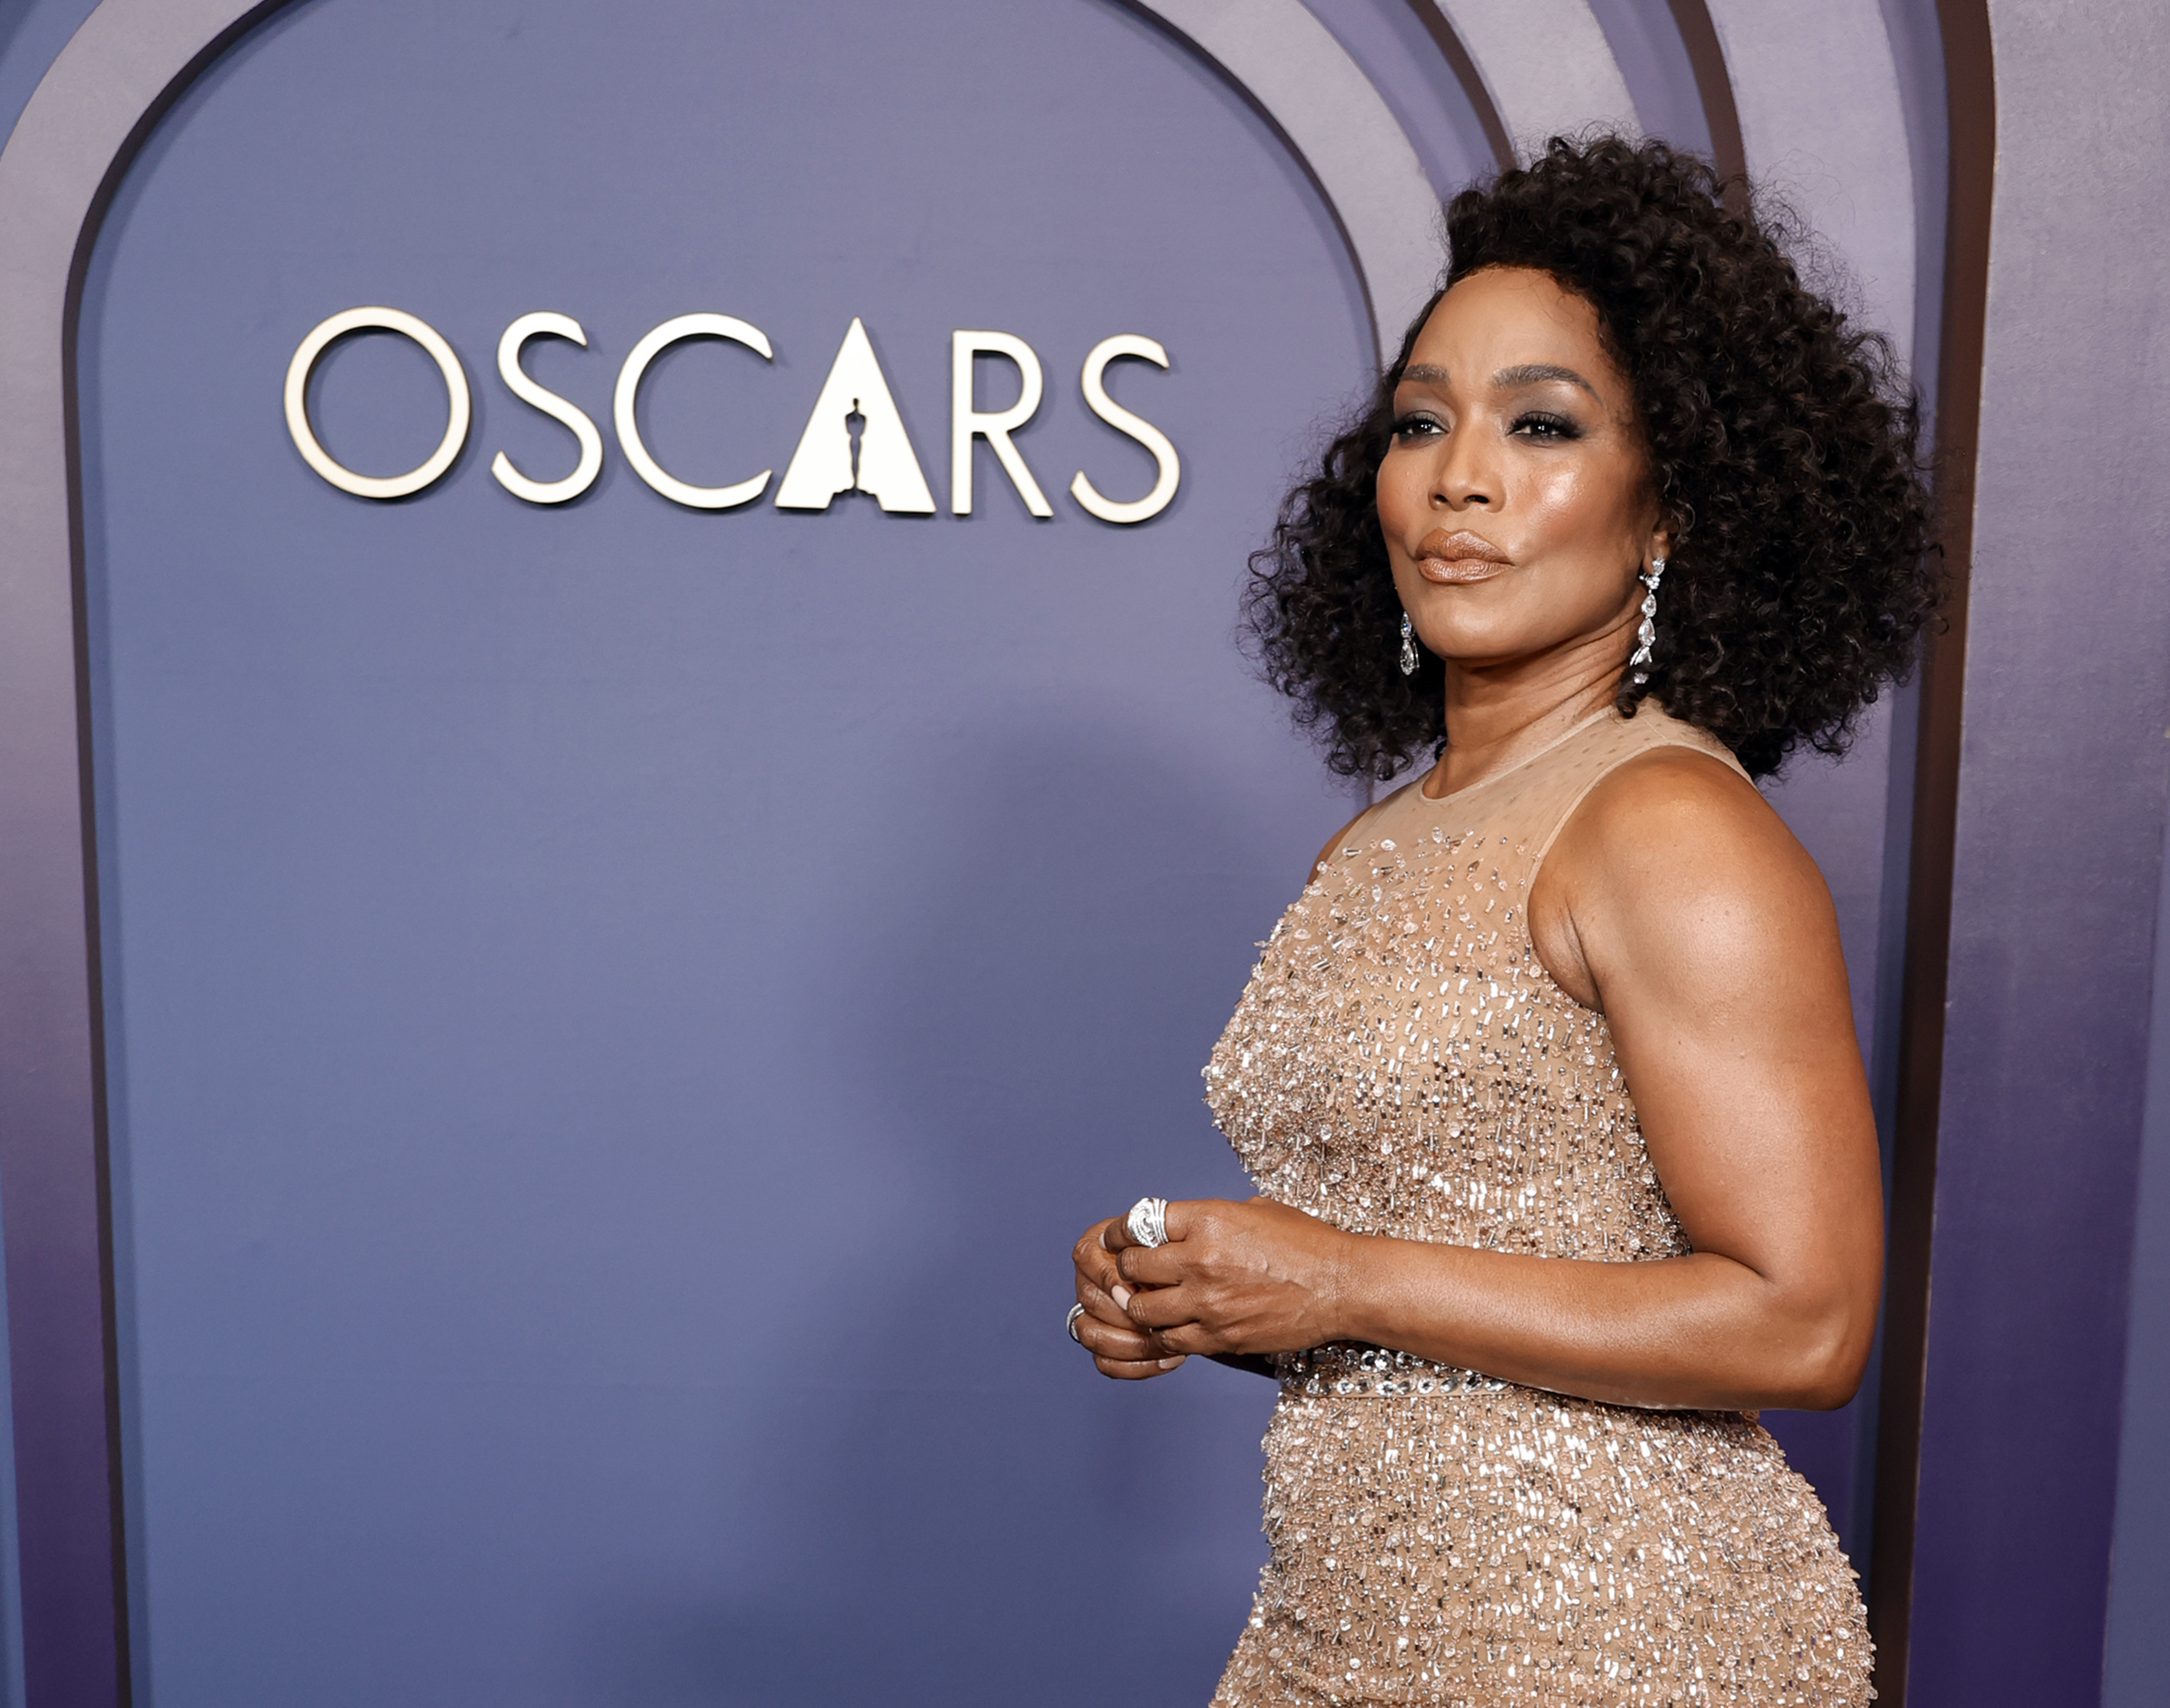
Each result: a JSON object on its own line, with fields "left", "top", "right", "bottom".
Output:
{"left": 1628, "top": 556, "right": 1666, "bottom": 686}
{"left": 1399, "top": 611, "right": 1419, "bottom": 677}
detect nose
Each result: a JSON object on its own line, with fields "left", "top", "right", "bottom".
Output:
{"left": 1431, "top": 424, "right": 1496, "bottom": 510}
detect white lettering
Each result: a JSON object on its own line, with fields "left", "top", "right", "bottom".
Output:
{"left": 284, "top": 306, "right": 470, "bottom": 500}
{"left": 490, "top": 312, "right": 603, "bottom": 505}
{"left": 950, "top": 331, "right": 1051, "bottom": 518}
{"left": 1069, "top": 335, "right": 1180, "bottom": 525}
{"left": 775, "top": 318, "right": 936, "bottom": 514}
{"left": 613, "top": 314, "right": 774, "bottom": 509}
{"left": 289, "top": 308, "right": 1179, "bottom": 527}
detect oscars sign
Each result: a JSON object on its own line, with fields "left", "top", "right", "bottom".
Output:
{"left": 283, "top": 306, "right": 1182, "bottom": 523}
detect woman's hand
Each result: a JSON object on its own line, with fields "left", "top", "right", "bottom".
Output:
{"left": 1070, "top": 1216, "right": 1187, "bottom": 1380}
{"left": 1100, "top": 1196, "right": 1351, "bottom": 1359}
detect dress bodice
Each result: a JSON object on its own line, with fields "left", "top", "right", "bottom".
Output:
{"left": 1199, "top": 706, "right": 1874, "bottom": 1707}
{"left": 1206, "top": 704, "right": 1747, "bottom": 1261}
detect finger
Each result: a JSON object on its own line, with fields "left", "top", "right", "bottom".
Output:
{"left": 1115, "top": 1244, "right": 1186, "bottom": 1289}
{"left": 1120, "top": 1283, "right": 1199, "bottom": 1330}
{"left": 1082, "top": 1334, "right": 1164, "bottom": 1368}
{"left": 1075, "top": 1219, "right": 1128, "bottom": 1268}
{"left": 1145, "top": 1323, "right": 1214, "bottom": 1357}
{"left": 1074, "top": 1273, "right": 1140, "bottom": 1330}
{"left": 1098, "top": 1210, "right": 1139, "bottom": 1254}
{"left": 1094, "top": 1352, "right": 1188, "bottom": 1381}
{"left": 1103, "top": 1198, "right": 1203, "bottom": 1253}
{"left": 1073, "top": 1308, "right": 1160, "bottom": 1363}
{"left": 1074, "top": 1232, "right": 1138, "bottom": 1312}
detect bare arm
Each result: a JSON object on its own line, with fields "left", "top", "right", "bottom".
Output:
{"left": 1112, "top": 750, "right": 1884, "bottom": 1411}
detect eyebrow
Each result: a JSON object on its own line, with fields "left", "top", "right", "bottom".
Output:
{"left": 1399, "top": 361, "right": 1600, "bottom": 399}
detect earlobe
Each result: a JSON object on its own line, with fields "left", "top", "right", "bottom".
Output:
{"left": 1652, "top": 498, "right": 1690, "bottom": 565}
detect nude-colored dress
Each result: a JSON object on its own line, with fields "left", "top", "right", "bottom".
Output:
{"left": 1203, "top": 706, "right": 1872, "bottom": 1707}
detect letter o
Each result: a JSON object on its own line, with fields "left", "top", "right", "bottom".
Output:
{"left": 283, "top": 307, "right": 471, "bottom": 500}
{"left": 614, "top": 314, "right": 775, "bottom": 509}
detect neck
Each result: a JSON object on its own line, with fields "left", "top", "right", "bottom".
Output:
{"left": 1430, "top": 635, "right": 1634, "bottom": 795}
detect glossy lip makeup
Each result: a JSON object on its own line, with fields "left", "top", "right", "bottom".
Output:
{"left": 1414, "top": 526, "right": 1513, "bottom": 585}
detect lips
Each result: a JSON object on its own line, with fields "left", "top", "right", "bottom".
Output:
{"left": 1414, "top": 528, "right": 1513, "bottom": 584}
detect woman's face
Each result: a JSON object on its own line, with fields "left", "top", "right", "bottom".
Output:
{"left": 1377, "top": 266, "right": 1664, "bottom": 680}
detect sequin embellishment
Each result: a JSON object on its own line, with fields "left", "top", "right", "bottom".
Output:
{"left": 1201, "top": 709, "right": 1872, "bottom": 1706}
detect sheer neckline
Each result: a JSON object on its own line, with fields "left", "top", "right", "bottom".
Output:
{"left": 1413, "top": 707, "right": 1615, "bottom": 805}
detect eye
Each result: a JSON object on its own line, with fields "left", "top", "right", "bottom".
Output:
{"left": 1391, "top": 412, "right": 1445, "bottom": 441}
{"left": 1509, "top": 411, "right": 1581, "bottom": 441}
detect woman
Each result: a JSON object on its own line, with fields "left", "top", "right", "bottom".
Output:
{"left": 1068, "top": 138, "right": 1935, "bottom": 1706}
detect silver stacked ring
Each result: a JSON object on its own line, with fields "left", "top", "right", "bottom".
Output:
{"left": 1065, "top": 1302, "right": 1087, "bottom": 1343}
{"left": 1126, "top": 1196, "right": 1170, "bottom": 1248}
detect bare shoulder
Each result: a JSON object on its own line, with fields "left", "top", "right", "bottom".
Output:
{"left": 1560, "top": 746, "right": 1817, "bottom": 893}
{"left": 1530, "top": 746, "right": 1839, "bottom": 1011}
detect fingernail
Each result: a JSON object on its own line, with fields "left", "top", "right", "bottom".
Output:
{"left": 1110, "top": 1284, "right": 1133, "bottom": 1311}
{"left": 1158, "top": 1356, "right": 1186, "bottom": 1370}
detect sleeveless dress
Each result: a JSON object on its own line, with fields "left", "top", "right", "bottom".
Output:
{"left": 1202, "top": 705, "right": 1873, "bottom": 1708}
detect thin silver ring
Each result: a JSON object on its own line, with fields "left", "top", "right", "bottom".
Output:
{"left": 1126, "top": 1196, "right": 1170, "bottom": 1248}
{"left": 1066, "top": 1302, "right": 1087, "bottom": 1343}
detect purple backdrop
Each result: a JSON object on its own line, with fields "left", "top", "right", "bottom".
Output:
{"left": 3, "top": 3, "right": 2167, "bottom": 1706}
{"left": 1905, "top": 4, "right": 2170, "bottom": 1704}
{"left": 74, "top": 2, "right": 1368, "bottom": 1701}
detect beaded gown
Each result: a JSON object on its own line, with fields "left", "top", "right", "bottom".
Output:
{"left": 1202, "top": 705, "right": 1872, "bottom": 1707}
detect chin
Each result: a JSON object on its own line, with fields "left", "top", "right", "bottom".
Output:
{"left": 1423, "top": 624, "right": 1551, "bottom": 668}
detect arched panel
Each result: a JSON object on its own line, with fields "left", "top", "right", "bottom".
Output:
{"left": 1689, "top": 0, "right": 1923, "bottom": 1580}
{"left": 62, "top": 1, "right": 1391, "bottom": 1703}
{"left": 1140, "top": 0, "right": 1443, "bottom": 356}
{"left": 1426, "top": 0, "right": 1639, "bottom": 159}
{"left": 1703, "top": 0, "right": 1916, "bottom": 355}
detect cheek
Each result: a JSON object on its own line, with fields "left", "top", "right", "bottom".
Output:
{"left": 1523, "top": 454, "right": 1646, "bottom": 557}
{"left": 1524, "top": 463, "right": 1604, "bottom": 537}
{"left": 1374, "top": 446, "right": 1426, "bottom": 537}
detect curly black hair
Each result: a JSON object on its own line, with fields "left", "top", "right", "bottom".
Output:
{"left": 1243, "top": 135, "right": 1938, "bottom": 782}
